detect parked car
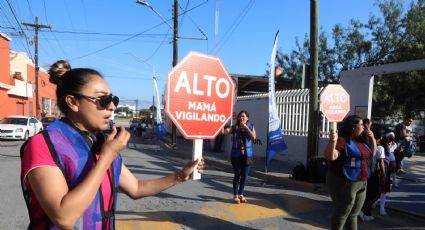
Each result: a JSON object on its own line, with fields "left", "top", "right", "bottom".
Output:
{"left": 0, "top": 115, "right": 43, "bottom": 140}
{"left": 41, "top": 117, "right": 58, "bottom": 129}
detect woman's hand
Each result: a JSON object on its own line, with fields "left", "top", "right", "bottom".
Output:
{"left": 178, "top": 158, "right": 205, "bottom": 182}
{"left": 364, "top": 129, "right": 374, "bottom": 139}
{"left": 101, "top": 125, "right": 130, "bottom": 160}
{"left": 329, "top": 129, "right": 338, "bottom": 143}
{"left": 240, "top": 122, "right": 248, "bottom": 131}
{"left": 324, "top": 127, "right": 339, "bottom": 161}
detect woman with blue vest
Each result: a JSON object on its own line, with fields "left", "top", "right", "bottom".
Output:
{"left": 20, "top": 60, "right": 204, "bottom": 230}
{"left": 324, "top": 115, "right": 376, "bottom": 230}
{"left": 222, "top": 110, "right": 256, "bottom": 204}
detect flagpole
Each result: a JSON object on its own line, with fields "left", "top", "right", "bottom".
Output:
{"left": 264, "top": 30, "right": 288, "bottom": 186}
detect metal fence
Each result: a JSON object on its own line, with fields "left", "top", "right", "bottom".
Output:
{"left": 238, "top": 87, "right": 331, "bottom": 138}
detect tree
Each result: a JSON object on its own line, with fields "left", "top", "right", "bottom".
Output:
{"left": 115, "top": 107, "right": 132, "bottom": 117}
{"left": 275, "top": 0, "right": 425, "bottom": 119}
{"left": 138, "top": 109, "right": 152, "bottom": 118}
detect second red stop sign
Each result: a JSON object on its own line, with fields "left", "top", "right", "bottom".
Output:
{"left": 165, "top": 52, "right": 235, "bottom": 139}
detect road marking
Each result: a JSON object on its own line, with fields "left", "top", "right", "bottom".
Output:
{"left": 116, "top": 213, "right": 182, "bottom": 230}
{"left": 200, "top": 198, "right": 287, "bottom": 222}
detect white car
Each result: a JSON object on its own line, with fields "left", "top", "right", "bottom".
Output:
{"left": 0, "top": 115, "right": 43, "bottom": 140}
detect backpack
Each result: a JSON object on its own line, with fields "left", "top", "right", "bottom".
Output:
{"left": 292, "top": 163, "right": 307, "bottom": 181}
{"left": 403, "top": 140, "right": 416, "bottom": 158}
{"left": 307, "top": 157, "right": 327, "bottom": 183}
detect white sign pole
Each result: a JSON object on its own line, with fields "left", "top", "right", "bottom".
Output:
{"left": 331, "top": 122, "right": 337, "bottom": 133}
{"left": 192, "top": 139, "right": 203, "bottom": 180}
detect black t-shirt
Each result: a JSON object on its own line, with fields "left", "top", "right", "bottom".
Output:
{"left": 394, "top": 123, "right": 406, "bottom": 141}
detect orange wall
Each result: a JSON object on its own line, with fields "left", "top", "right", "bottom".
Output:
{"left": 39, "top": 71, "right": 56, "bottom": 99}
{"left": 0, "top": 35, "right": 14, "bottom": 119}
{"left": 27, "top": 65, "right": 57, "bottom": 117}
{"left": 26, "top": 65, "right": 37, "bottom": 117}
{"left": 0, "top": 35, "right": 9, "bottom": 83}
{"left": 0, "top": 34, "right": 57, "bottom": 119}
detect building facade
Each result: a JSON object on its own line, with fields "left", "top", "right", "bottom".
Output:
{"left": 0, "top": 33, "right": 58, "bottom": 119}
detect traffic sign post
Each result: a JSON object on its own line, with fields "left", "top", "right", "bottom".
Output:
{"left": 320, "top": 84, "right": 350, "bottom": 131}
{"left": 166, "top": 52, "right": 235, "bottom": 180}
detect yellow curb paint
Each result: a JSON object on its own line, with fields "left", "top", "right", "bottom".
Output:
{"left": 200, "top": 198, "right": 287, "bottom": 222}
{"left": 116, "top": 213, "right": 182, "bottom": 230}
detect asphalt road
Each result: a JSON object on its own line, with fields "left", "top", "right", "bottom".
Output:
{"left": 1, "top": 128, "right": 425, "bottom": 229}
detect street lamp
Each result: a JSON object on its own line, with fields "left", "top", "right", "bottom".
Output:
{"left": 136, "top": 0, "right": 173, "bottom": 30}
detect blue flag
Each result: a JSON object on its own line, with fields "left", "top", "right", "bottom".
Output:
{"left": 153, "top": 76, "right": 166, "bottom": 140}
{"left": 266, "top": 31, "right": 287, "bottom": 166}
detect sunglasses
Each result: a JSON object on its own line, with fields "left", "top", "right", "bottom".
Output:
{"left": 72, "top": 93, "right": 119, "bottom": 109}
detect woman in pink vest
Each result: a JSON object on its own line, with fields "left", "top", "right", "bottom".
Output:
{"left": 21, "top": 60, "right": 204, "bottom": 229}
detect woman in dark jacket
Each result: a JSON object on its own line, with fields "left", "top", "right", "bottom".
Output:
{"left": 324, "top": 115, "right": 376, "bottom": 230}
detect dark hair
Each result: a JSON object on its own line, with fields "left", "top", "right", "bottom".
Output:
{"left": 372, "top": 127, "right": 385, "bottom": 141}
{"left": 48, "top": 60, "right": 103, "bottom": 115}
{"left": 404, "top": 115, "right": 413, "bottom": 121}
{"left": 363, "top": 118, "right": 371, "bottom": 125}
{"left": 236, "top": 110, "right": 250, "bottom": 127}
{"left": 340, "top": 115, "right": 362, "bottom": 142}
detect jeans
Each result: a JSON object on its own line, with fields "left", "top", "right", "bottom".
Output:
{"left": 327, "top": 172, "right": 367, "bottom": 230}
{"left": 231, "top": 156, "right": 251, "bottom": 196}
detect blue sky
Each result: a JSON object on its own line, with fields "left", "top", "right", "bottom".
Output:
{"left": 0, "top": 0, "right": 413, "bottom": 108}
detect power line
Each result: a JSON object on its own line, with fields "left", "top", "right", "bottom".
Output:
{"left": 0, "top": 25, "right": 172, "bottom": 37}
{"left": 21, "top": 17, "right": 52, "bottom": 118}
{"left": 143, "top": 28, "right": 171, "bottom": 62}
{"left": 178, "top": 1, "right": 208, "bottom": 40}
{"left": 71, "top": 0, "right": 209, "bottom": 61}
{"left": 104, "top": 75, "right": 166, "bottom": 81}
{"left": 25, "top": 0, "right": 34, "bottom": 19}
{"left": 70, "top": 22, "right": 168, "bottom": 60}
{"left": 4, "top": 0, "right": 33, "bottom": 59}
{"left": 216, "top": 0, "right": 255, "bottom": 53}
{"left": 42, "top": 0, "right": 68, "bottom": 58}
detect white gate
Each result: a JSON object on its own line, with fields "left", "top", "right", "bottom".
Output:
{"left": 231, "top": 88, "right": 331, "bottom": 164}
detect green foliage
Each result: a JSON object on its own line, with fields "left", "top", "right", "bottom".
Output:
{"left": 275, "top": 0, "right": 425, "bottom": 119}
{"left": 138, "top": 109, "right": 152, "bottom": 118}
{"left": 115, "top": 106, "right": 132, "bottom": 115}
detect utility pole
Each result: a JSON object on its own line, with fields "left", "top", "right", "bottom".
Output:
{"left": 307, "top": 0, "right": 319, "bottom": 170}
{"left": 136, "top": 0, "right": 206, "bottom": 147}
{"left": 22, "top": 17, "right": 51, "bottom": 119}
{"left": 171, "top": 0, "right": 178, "bottom": 147}
{"left": 135, "top": 99, "right": 139, "bottom": 117}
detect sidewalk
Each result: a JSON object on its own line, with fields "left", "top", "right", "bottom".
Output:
{"left": 160, "top": 135, "right": 425, "bottom": 220}
{"left": 386, "top": 153, "right": 425, "bottom": 219}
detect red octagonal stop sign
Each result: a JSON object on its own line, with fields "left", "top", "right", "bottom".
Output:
{"left": 320, "top": 84, "right": 350, "bottom": 122}
{"left": 166, "top": 52, "right": 235, "bottom": 139}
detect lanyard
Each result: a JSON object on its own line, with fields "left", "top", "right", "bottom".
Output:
{"left": 92, "top": 152, "right": 115, "bottom": 230}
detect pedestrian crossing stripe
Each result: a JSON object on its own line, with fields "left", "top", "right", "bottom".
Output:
{"left": 200, "top": 198, "right": 287, "bottom": 221}
{"left": 116, "top": 213, "right": 182, "bottom": 230}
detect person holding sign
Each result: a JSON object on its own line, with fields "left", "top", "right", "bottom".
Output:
{"left": 20, "top": 60, "right": 204, "bottom": 230}
{"left": 324, "top": 115, "right": 376, "bottom": 230}
{"left": 222, "top": 110, "right": 256, "bottom": 204}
